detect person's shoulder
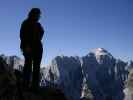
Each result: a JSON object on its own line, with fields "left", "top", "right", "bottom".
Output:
{"left": 21, "top": 20, "right": 30, "bottom": 29}
{"left": 22, "top": 19, "right": 29, "bottom": 25}
{"left": 24, "top": 19, "right": 29, "bottom": 23}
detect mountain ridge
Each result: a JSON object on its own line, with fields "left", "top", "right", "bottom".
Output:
{"left": 0, "top": 48, "right": 133, "bottom": 100}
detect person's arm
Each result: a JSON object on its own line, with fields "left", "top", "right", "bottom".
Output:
{"left": 20, "top": 21, "right": 32, "bottom": 52}
{"left": 20, "top": 21, "right": 30, "bottom": 44}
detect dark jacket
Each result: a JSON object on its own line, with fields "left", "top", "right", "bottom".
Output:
{"left": 20, "top": 19, "right": 44, "bottom": 51}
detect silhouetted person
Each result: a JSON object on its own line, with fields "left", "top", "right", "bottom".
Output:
{"left": 20, "top": 8, "right": 44, "bottom": 90}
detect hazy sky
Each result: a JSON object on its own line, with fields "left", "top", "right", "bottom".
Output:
{"left": 0, "top": 0, "right": 133, "bottom": 64}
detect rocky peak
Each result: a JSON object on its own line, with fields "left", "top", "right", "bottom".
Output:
{"left": 90, "top": 48, "right": 112, "bottom": 57}
{"left": 88, "top": 48, "right": 114, "bottom": 64}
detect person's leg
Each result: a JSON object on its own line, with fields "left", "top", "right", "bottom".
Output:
{"left": 32, "top": 48, "right": 43, "bottom": 89}
{"left": 23, "top": 52, "right": 32, "bottom": 88}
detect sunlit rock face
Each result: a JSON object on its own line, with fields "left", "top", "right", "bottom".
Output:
{"left": 124, "top": 68, "right": 133, "bottom": 100}
{"left": 42, "top": 48, "right": 129, "bottom": 100}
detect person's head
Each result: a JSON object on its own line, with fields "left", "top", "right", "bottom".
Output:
{"left": 28, "top": 8, "right": 41, "bottom": 22}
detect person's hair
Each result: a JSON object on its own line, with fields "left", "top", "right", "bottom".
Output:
{"left": 28, "top": 8, "right": 41, "bottom": 17}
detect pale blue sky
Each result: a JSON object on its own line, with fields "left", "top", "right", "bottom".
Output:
{"left": 0, "top": 0, "right": 133, "bottom": 64}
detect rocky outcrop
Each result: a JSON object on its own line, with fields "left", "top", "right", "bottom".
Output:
{"left": 0, "top": 56, "right": 67, "bottom": 100}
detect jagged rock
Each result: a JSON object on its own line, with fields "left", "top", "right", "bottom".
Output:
{"left": 45, "top": 56, "right": 84, "bottom": 100}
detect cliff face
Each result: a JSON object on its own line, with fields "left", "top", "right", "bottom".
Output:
{"left": 41, "top": 48, "right": 129, "bottom": 100}
{"left": 47, "top": 56, "right": 84, "bottom": 100}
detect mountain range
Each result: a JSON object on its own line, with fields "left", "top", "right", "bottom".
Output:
{"left": 0, "top": 48, "right": 133, "bottom": 100}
